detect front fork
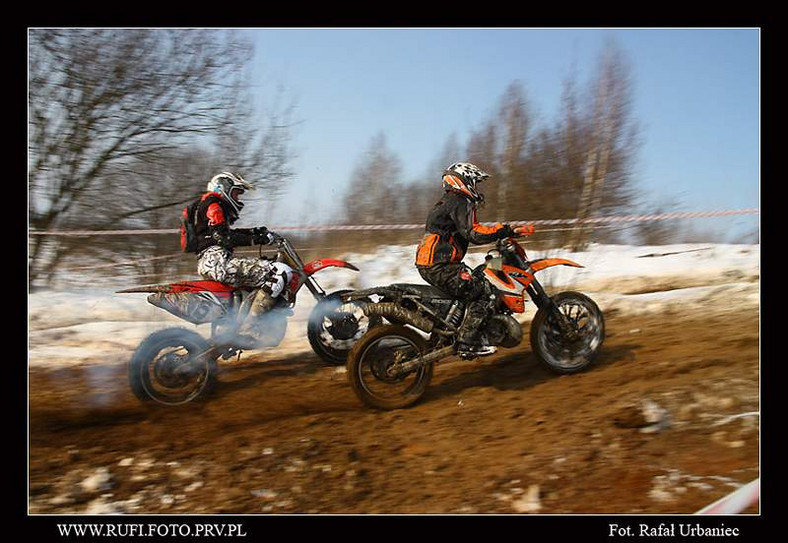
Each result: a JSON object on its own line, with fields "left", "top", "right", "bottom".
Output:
{"left": 303, "top": 274, "right": 327, "bottom": 301}
{"left": 526, "top": 277, "right": 552, "bottom": 309}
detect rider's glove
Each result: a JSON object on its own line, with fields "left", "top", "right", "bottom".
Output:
{"left": 499, "top": 224, "right": 516, "bottom": 238}
{"left": 252, "top": 226, "right": 274, "bottom": 245}
{"left": 515, "top": 224, "right": 535, "bottom": 236}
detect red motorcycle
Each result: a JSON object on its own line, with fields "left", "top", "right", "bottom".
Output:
{"left": 343, "top": 232, "right": 605, "bottom": 410}
{"left": 118, "top": 232, "right": 375, "bottom": 406}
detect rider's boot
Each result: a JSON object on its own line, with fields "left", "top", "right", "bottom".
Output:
{"left": 236, "top": 288, "right": 278, "bottom": 349}
{"left": 457, "top": 341, "right": 497, "bottom": 358}
{"left": 456, "top": 303, "right": 497, "bottom": 358}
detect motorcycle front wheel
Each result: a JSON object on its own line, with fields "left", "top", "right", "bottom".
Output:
{"left": 308, "top": 289, "right": 379, "bottom": 365}
{"left": 530, "top": 291, "right": 605, "bottom": 374}
{"left": 346, "top": 325, "right": 433, "bottom": 410}
{"left": 128, "top": 327, "right": 217, "bottom": 406}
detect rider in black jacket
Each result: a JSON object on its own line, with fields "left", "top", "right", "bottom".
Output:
{"left": 416, "top": 162, "right": 530, "bottom": 356}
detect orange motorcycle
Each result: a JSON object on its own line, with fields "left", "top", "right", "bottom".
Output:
{"left": 342, "top": 232, "right": 605, "bottom": 410}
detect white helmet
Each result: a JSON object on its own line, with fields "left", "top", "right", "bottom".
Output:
{"left": 442, "top": 162, "right": 490, "bottom": 203}
{"left": 207, "top": 172, "right": 256, "bottom": 216}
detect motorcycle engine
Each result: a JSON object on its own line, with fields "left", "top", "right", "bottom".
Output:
{"left": 485, "top": 314, "right": 523, "bottom": 348}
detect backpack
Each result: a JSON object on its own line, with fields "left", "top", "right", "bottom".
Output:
{"left": 179, "top": 199, "right": 202, "bottom": 253}
{"left": 179, "top": 194, "right": 221, "bottom": 253}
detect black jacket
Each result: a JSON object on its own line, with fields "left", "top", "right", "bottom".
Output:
{"left": 194, "top": 192, "right": 255, "bottom": 253}
{"left": 415, "top": 191, "right": 511, "bottom": 267}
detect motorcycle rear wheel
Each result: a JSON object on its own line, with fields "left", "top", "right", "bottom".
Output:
{"left": 129, "top": 327, "right": 217, "bottom": 406}
{"left": 530, "top": 291, "right": 605, "bottom": 374}
{"left": 346, "top": 325, "right": 433, "bottom": 410}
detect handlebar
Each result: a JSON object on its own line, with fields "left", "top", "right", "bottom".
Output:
{"left": 256, "top": 230, "right": 285, "bottom": 260}
{"left": 252, "top": 227, "right": 284, "bottom": 246}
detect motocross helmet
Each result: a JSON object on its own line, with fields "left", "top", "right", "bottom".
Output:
{"left": 442, "top": 162, "right": 489, "bottom": 203}
{"left": 207, "top": 172, "right": 256, "bottom": 217}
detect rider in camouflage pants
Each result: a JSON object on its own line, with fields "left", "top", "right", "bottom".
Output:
{"left": 193, "top": 172, "right": 290, "bottom": 347}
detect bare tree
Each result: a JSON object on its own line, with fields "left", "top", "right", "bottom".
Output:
{"left": 343, "top": 133, "right": 403, "bottom": 225}
{"left": 570, "top": 39, "right": 639, "bottom": 249}
{"left": 95, "top": 148, "right": 216, "bottom": 281}
{"left": 460, "top": 42, "right": 639, "bottom": 249}
{"left": 463, "top": 123, "right": 499, "bottom": 218}
{"left": 430, "top": 132, "right": 463, "bottom": 176}
{"left": 464, "top": 81, "right": 533, "bottom": 222}
{"left": 399, "top": 133, "right": 464, "bottom": 225}
{"left": 214, "top": 82, "right": 298, "bottom": 222}
{"left": 28, "top": 29, "right": 254, "bottom": 287}
{"left": 497, "top": 82, "right": 532, "bottom": 221}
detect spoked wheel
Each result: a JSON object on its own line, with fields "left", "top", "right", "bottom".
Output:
{"left": 530, "top": 291, "right": 605, "bottom": 374}
{"left": 346, "top": 325, "right": 433, "bottom": 410}
{"left": 129, "top": 327, "right": 218, "bottom": 406}
{"left": 308, "top": 290, "right": 380, "bottom": 365}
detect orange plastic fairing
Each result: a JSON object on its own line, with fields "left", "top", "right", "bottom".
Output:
{"left": 502, "top": 294, "right": 525, "bottom": 313}
{"left": 529, "top": 258, "right": 584, "bottom": 272}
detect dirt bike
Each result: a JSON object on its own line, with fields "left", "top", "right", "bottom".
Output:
{"left": 342, "top": 232, "right": 605, "bottom": 410}
{"left": 117, "top": 232, "right": 376, "bottom": 406}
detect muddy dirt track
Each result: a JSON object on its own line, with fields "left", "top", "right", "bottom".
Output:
{"left": 29, "top": 301, "right": 759, "bottom": 515}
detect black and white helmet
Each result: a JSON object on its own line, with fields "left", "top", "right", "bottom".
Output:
{"left": 207, "top": 172, "right": 256, "bottom": 216}
{"left": 442, "top": 162, "right": 490, "bottom": 203}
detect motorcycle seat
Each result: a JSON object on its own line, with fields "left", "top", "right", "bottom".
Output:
{"left": 171, "top": 280, "right": 254, "bottom": 293}
{"left": 390, "top": 283, "right": 451, "bottom": 300}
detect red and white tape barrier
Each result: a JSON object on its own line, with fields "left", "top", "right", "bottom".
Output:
{"left": 522, "top": 208, "right": 760, "bottom": 227}
{"left": 29, "top": 209, "right": 759, "bottom": 236}
{"left": 695, "top": 478, "right": 760, "bottom": 515}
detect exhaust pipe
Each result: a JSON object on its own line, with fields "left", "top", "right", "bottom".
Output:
{"left": 359, "top": 302, "right": 435, "bottom": 333}
{"left": 353, "top": 300, "right": 456, "bottom": 376}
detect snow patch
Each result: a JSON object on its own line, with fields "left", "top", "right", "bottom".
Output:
{"left": 29, "top": 243, "right": 759, "bottom": 369}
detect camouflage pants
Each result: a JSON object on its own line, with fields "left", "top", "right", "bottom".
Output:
{"left": 418, "top": 263, "right": 494, "bottom": 345}
{"left": 197, "top": 246, "right": 291, "bottom": 297}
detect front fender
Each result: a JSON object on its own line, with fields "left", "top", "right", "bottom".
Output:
{"left": 529, "top": 258, "right": 584, "bottom": 273}
{"left": 303, "top": 258, "right": 359, "bottom": 276}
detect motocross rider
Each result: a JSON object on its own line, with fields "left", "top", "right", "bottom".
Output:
{"left": 195, "top": 172, "right": 292, "bottom": 347}
{"left": 415, "top": 162, "right": 532, "bottom": 357}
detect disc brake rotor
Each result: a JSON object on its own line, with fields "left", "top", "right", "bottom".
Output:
{"left": 320, "top": 303, "right": 370, "bottom": 349}
{"left": 366, "top": 346, "right": 414, "bottom": 383}
{"left": 547, "top": 304, "right": 591, "bottom": 351}
{"left": 153, "top": 349, "right": 201, "bottom": 388}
